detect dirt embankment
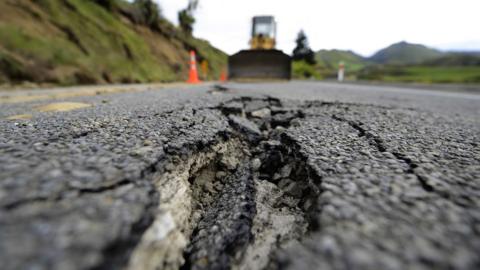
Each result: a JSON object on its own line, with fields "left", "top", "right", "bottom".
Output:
{"left": 0, "top": 0, "right": 227, "bottom": 86}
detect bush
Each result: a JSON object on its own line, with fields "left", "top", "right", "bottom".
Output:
{"left": 93, "top": 0, "right": 118, "bottom": 11}
{"left": 120, "top": 0, "right": 162, "bottom": 30}
{"left": 136, "top": 0, "right": 161, "bottom": 28}
{"left": 178, "top": 9, "right": 195, "bottom": 34}
{"left": 292, "top": 61, "right": 322, "bottom": 79}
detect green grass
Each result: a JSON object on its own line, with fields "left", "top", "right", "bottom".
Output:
{"left": 382, "top": 66, "right": 480, "bottom": 84}
{"left": 292, "top": 61, "right": 323, "bottom": 80}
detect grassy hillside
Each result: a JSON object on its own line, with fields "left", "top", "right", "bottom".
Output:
{"left": 316, "top": 49, "right": 367, "bottom": 71}
{"left": 369, "top": 41, "right": 443, "bottom": 65}
{"left": 0, "top": 0, "right": 227, "bottom": 86}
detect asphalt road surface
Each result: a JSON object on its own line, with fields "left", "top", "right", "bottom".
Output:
{"left": 1, "top": 81, "right": 479, "bottom": 270}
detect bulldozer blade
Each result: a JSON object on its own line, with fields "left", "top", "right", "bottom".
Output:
{"left": 228, "top": 50, "right": 291, "bottom": 81}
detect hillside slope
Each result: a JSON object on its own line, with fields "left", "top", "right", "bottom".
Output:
{"left": 316, "top": 49, "right": 367, "bottom": 71}
{"left": 0, "top": 0, "right": 227, "bottom": 85}
{"left": 369, "top": 41, "right": 443, "bottom": 65}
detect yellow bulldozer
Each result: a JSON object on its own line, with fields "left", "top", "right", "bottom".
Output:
{"left": 228, "top": 16, "right": 292, "bottom": 80}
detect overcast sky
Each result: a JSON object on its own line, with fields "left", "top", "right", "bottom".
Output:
{"left": 157, "top": 0, "right": 480, "bottom": 56}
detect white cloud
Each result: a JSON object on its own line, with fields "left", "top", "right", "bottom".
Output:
{"left": 157, "top": 0, "right": 480, "bottom": 56}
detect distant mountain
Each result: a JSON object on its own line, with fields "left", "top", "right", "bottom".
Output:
{"left": 315, "top": 49, "right": 367, "bottom": 70}
{"left": 369, "top": 41, "right": 444, "bottom": 65}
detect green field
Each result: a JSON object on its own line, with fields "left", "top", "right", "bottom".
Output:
{"left": 358, "top": 66, "right": 480, "bottom": 84}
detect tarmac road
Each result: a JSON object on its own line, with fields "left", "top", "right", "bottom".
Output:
{"left": 0, "top": 81, "right": 479, "bottom": 270}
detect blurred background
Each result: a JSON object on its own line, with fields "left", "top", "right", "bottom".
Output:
{"left": 0, "top": 0, "right": 479, "bottom": 86}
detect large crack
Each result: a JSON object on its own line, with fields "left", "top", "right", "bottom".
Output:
{"left": 125, "top": 137, "right": 247, "bottom": 270}
{"left": 184, "top": 97, "right": 321, "bottom": 270}
{"left": 114, "top": 96, "right": 325, "bottom": 270}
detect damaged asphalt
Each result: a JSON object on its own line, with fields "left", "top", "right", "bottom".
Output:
{"left": 0, "top": 81, "right": 479, "bottom": 270}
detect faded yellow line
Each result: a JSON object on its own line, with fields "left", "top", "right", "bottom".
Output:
{"left": 0, "top": 87, "right": 138, "bottom": 104}
{"left": 0, "top": 82, "right": 192, "bottom": 104}
{"left": 6, "top": 114, "right": 33, "bottom": 120}
{"left": 35, "top": 102, "right": 92, "bottom": 112}
{"left": 5, "top": 102, "right": 92, "bottom": 120}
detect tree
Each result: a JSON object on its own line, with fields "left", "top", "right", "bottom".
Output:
{"left": 134, "top": 0, "right": 161, "bottom": 28}
{"left": 93, "top": 0, "right": 118, "bottom": 11}
{"left": 178, "top": 0, "right": 199, "bottom": 34}
{"left": 292, "top": 30, "right": 316, "bottom": 65}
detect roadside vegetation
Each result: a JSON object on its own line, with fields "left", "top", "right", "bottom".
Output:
{"left": 358, "top": 65, "right": 480, "bottom": 84}
{"left": 297, "top": 41, "right": 480, "bottom": 84}
{"left": 0, "top": 0, "right": 226, "bottom": 86}
{"left": 291, "top": 30, "right": 322, "bottom": 79}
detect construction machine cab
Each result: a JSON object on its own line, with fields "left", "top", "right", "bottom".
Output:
{"left": 250, "top": 16, "right": 276, "bottom": 50}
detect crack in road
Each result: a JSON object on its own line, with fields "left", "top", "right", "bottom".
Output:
{"left": 331, "top": 114, "right": 436, "bottom": 194}
{"left": 119, "top": 97, "right": 325, "bottom": 270}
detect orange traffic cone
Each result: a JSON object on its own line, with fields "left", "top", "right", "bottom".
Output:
{"left": 187, "top": 51, "right": 201, "bottom": 84}
{"left": 219, "top": 69, "right": 228, "bottom": 82}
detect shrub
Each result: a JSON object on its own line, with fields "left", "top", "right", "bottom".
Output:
{"left": 292, "top": 60, "right": 322, "bottom": 79}
{"left": 121, "top": 0, "right": 162, "bottom": 30}
{"left": 93, "top": 0, "right": 118, "bottom": 11}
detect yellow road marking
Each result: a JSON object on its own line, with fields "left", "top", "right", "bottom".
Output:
{"left": 6, "top": 114, "right": 33, "bottom": 120}
{"left": 0, "top": 83, "right": 192, "bottom": 104}
{"left": 36, "top": 102, "right": 92, "bottom": 112}
{"left": 0, "top": 88, "right": 135, "bottom": 104}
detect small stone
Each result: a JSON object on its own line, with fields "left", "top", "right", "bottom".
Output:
{"left": 290, "top": 119, "right": 301, "bottom": 127}
{"left": 216, "top": 171, "right": 227, "bottom": 179}
{"left": 143, "top": 139, "right": 153, "bottom": 146}
{"left": 251, "top": 158, "right": 262, "bottom": 171}
{"left": 165, "top": 163, "right": 176, "bottom": 172}
{"left": 220, "top": 155, "right": 239, "bottom": 171}
{"left": 280, "top": 165, "right": 293, "bottom": 178}
{"left": 320, "top": 236, "right": 340, "bottom": 255}
{"left": 284, "top": 182, "right": 303, "bottom": 197}
{"left": 278, "top": 178, "right": 293, "bottom": 189}
{"left": 131, "top": 146, "right": 153, "bottom": 156}
{"left": 251, "top": 108, "right": 271, "bottom": 118}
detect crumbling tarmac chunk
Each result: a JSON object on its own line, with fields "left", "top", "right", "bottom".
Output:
{"left": 228, "top": 115, "right": 262, "bottom": 142}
